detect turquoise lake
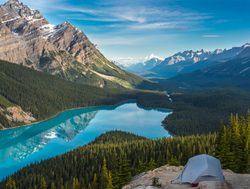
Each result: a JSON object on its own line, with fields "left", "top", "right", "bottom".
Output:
{"left": 0, "top": 102, "right": 171, "bottom": 180}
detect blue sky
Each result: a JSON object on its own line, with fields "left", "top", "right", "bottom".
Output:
{"left": 1, "top": 0, "right": 250, "bottom": 64}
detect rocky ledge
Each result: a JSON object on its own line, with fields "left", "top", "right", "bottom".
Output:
{"left": 122, "top": 165, "right": 250, "bottom": 189}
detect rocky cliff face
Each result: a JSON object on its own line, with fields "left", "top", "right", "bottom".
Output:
{"left": 0, "top": 0, "right": 142, "bottom": 88}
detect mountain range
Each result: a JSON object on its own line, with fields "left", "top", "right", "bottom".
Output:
{"left": 152, "top": 43, "right": 250, "bottom": 91}
{"left": 124, "top": 43, "right": 250, "bottom": 79}
{"left": 0, "top": 0, "right": 144, "bottom": 89}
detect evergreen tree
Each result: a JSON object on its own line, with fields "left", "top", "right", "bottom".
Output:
{"left": 100, "top": 159, "right": 109, "bottom": 189}
{"left": 5, "top": 177, "right": 16, "bottom": 189}
{"left": 137, "top": 160, "right": 146, "bottom": 174}
{"left": 72, "top": 177, "right": 80, "bottom": 189}
{"left": 116, "top": 159, "right": 132, "bottom": 188}
{"left": 40, "top": 177, "right": 47, "bottom": 189}
{"left": 147, "top": 159, "right": 156, "bottom": 170}
{"left": 50, "top": 182, "right": 56, "bottom": 189}
{"left": 90, "top": 174, "right": 97, "bottom": 189}
{"left": 107, "top": 172, "right": 113, "bottom": 189}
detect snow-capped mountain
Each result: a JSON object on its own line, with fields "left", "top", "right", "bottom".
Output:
{"left": 163, "top": 49, "right": 212, "bottom": 66}
{"left": 0, "top": 0, "right": 143, "bottom": 88}
{"left": 149, "top": 43, "right": 250, "bottom": 78}
{"left": 123, "top": 54, "right": 163, "bottom": 74}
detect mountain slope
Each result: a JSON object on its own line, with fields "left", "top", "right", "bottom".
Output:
{"left": 0, "top": 0, "right": 144, "bottom": 89}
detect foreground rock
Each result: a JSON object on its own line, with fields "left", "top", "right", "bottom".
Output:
{"left": 122, "top": 165, "right": 250, "bottom": 189}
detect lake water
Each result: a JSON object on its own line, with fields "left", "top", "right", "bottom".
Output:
{"left": 0, "top": 102, "right": 171, "bottom": 180}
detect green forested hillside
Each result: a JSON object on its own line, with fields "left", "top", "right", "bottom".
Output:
{"left": 0, "top": 60, "right": 126, "bottom": 128}
{"left": 162, "top": 89, "right": 250, "bottom": 135}
{"left": 0, "top": 131, "right": 216, "bottom": 189}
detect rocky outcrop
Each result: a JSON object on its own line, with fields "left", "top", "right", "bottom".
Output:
{"left": 122, "top": 165, "right": 250, "bottom": 189}
{"left": 0, "top": 105, "right": 36, "bottom": 128}
{"left": 0, "top": 0, "right": 142, "bottom": 88}
{"left": 5, "top": 106, "right": 36, "bottom": 123}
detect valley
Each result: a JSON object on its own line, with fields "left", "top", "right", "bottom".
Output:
{"left": 0, "top": 0, "right": 249, "bottom": 189}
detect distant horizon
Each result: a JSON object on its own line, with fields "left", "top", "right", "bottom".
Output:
{"left": 1, "top": 0, "right": 249, "bottom": 64}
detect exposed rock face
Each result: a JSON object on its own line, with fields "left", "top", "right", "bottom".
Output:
{"left": 0, "top": 105, "right": 36, "bottom": 128}
{"left": 5, "top": 106, "right": 36, "bottom": 124}
{"left": 122, "top": 165, "right": 250, "bottom": 189}
{"left": 0, "top": 0, "right": 142, "bottom": 88}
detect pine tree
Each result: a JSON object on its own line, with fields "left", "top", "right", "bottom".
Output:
{"left": 5, "top": 177, "right": 16, "bottom": 189}
{"left": 107, "top": 171, "right": 113, "bottom": 189}
{"left": 40, "top": 177, "right": 47, "bottom": 189}
{"left": 136, "top": 160, "right": 146, "bottom": 173}
{"left": 100, "top": 159, "right": 109, "bottom": 189}
{"left": 116, "top": 159, "right": 132, "bottom": 188}
{"left": 90, "top": 174, "right": 97, "bottom": 189}
{"left": 72, "top": 177, "right": 80, "bottom": 189}
{"left": 50, "top": 182, "right": 56, "bottom": 189}
{"left": 147, "top": 159, "right": 156, "bottom": 170}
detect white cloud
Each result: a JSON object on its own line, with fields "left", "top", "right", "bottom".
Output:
{"left": 129, "top": 22, "right": 176, "bottom": 30}
{"left": 112, "top": 57, "right": 144, "bottom": 66}
{"left": 11, "top": 0, "right": 211, "bottom": 32}
{"left": 92, "top": 36, "right": 146, "bottom": 46}
{"left": 202, "top": 35, "right": 221, "bottom": 38}
{"left": 112, "top": 53, "right": 163, "bottom": 66}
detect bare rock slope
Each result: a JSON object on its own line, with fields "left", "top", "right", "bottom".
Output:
{"left": 0, "top": 0, "right": 143, "bottom": 88}
{"left": 123, "top": 165, "right": 250, "bottom": 189}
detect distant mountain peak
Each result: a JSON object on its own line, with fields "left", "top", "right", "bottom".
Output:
{"left": 242, "top": 43, "right": 250, "bottom": 48}
{"left": 1, "top": 0, "right": 44, "bottom": 24}
{"left": 144, "top": 53, "right": 163, "bottom": 62}
{"left": 6, "top": 0, "right": 20, "bottom": 4}
{"left": 213, "top": 49, "right": 224, "bottom": 54}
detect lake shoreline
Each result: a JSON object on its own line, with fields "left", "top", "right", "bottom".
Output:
{"left": 1, "top": 99, "right": 172, "bottom": 131}
{"left": 0, "top": 99, "right": 136, "bottom": 131}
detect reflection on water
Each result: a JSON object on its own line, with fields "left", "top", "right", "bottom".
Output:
{"left": 0, "top": 103, "right": 171, "bottom": 180}
{"left": 0, "top": 111, "right": 97, "bottom": 162}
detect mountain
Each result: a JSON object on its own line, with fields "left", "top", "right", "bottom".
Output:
{"left": 159, "top": 46, "right": 250, "bottom": 90}
{"left": 0, "top": 0, "right": 144, "bottom": 89}
{"left": 122, "top": 54, "right": 163, "bottom": 74}
{"left": 147, "top": 43, "right": 250, "bottom": 79}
